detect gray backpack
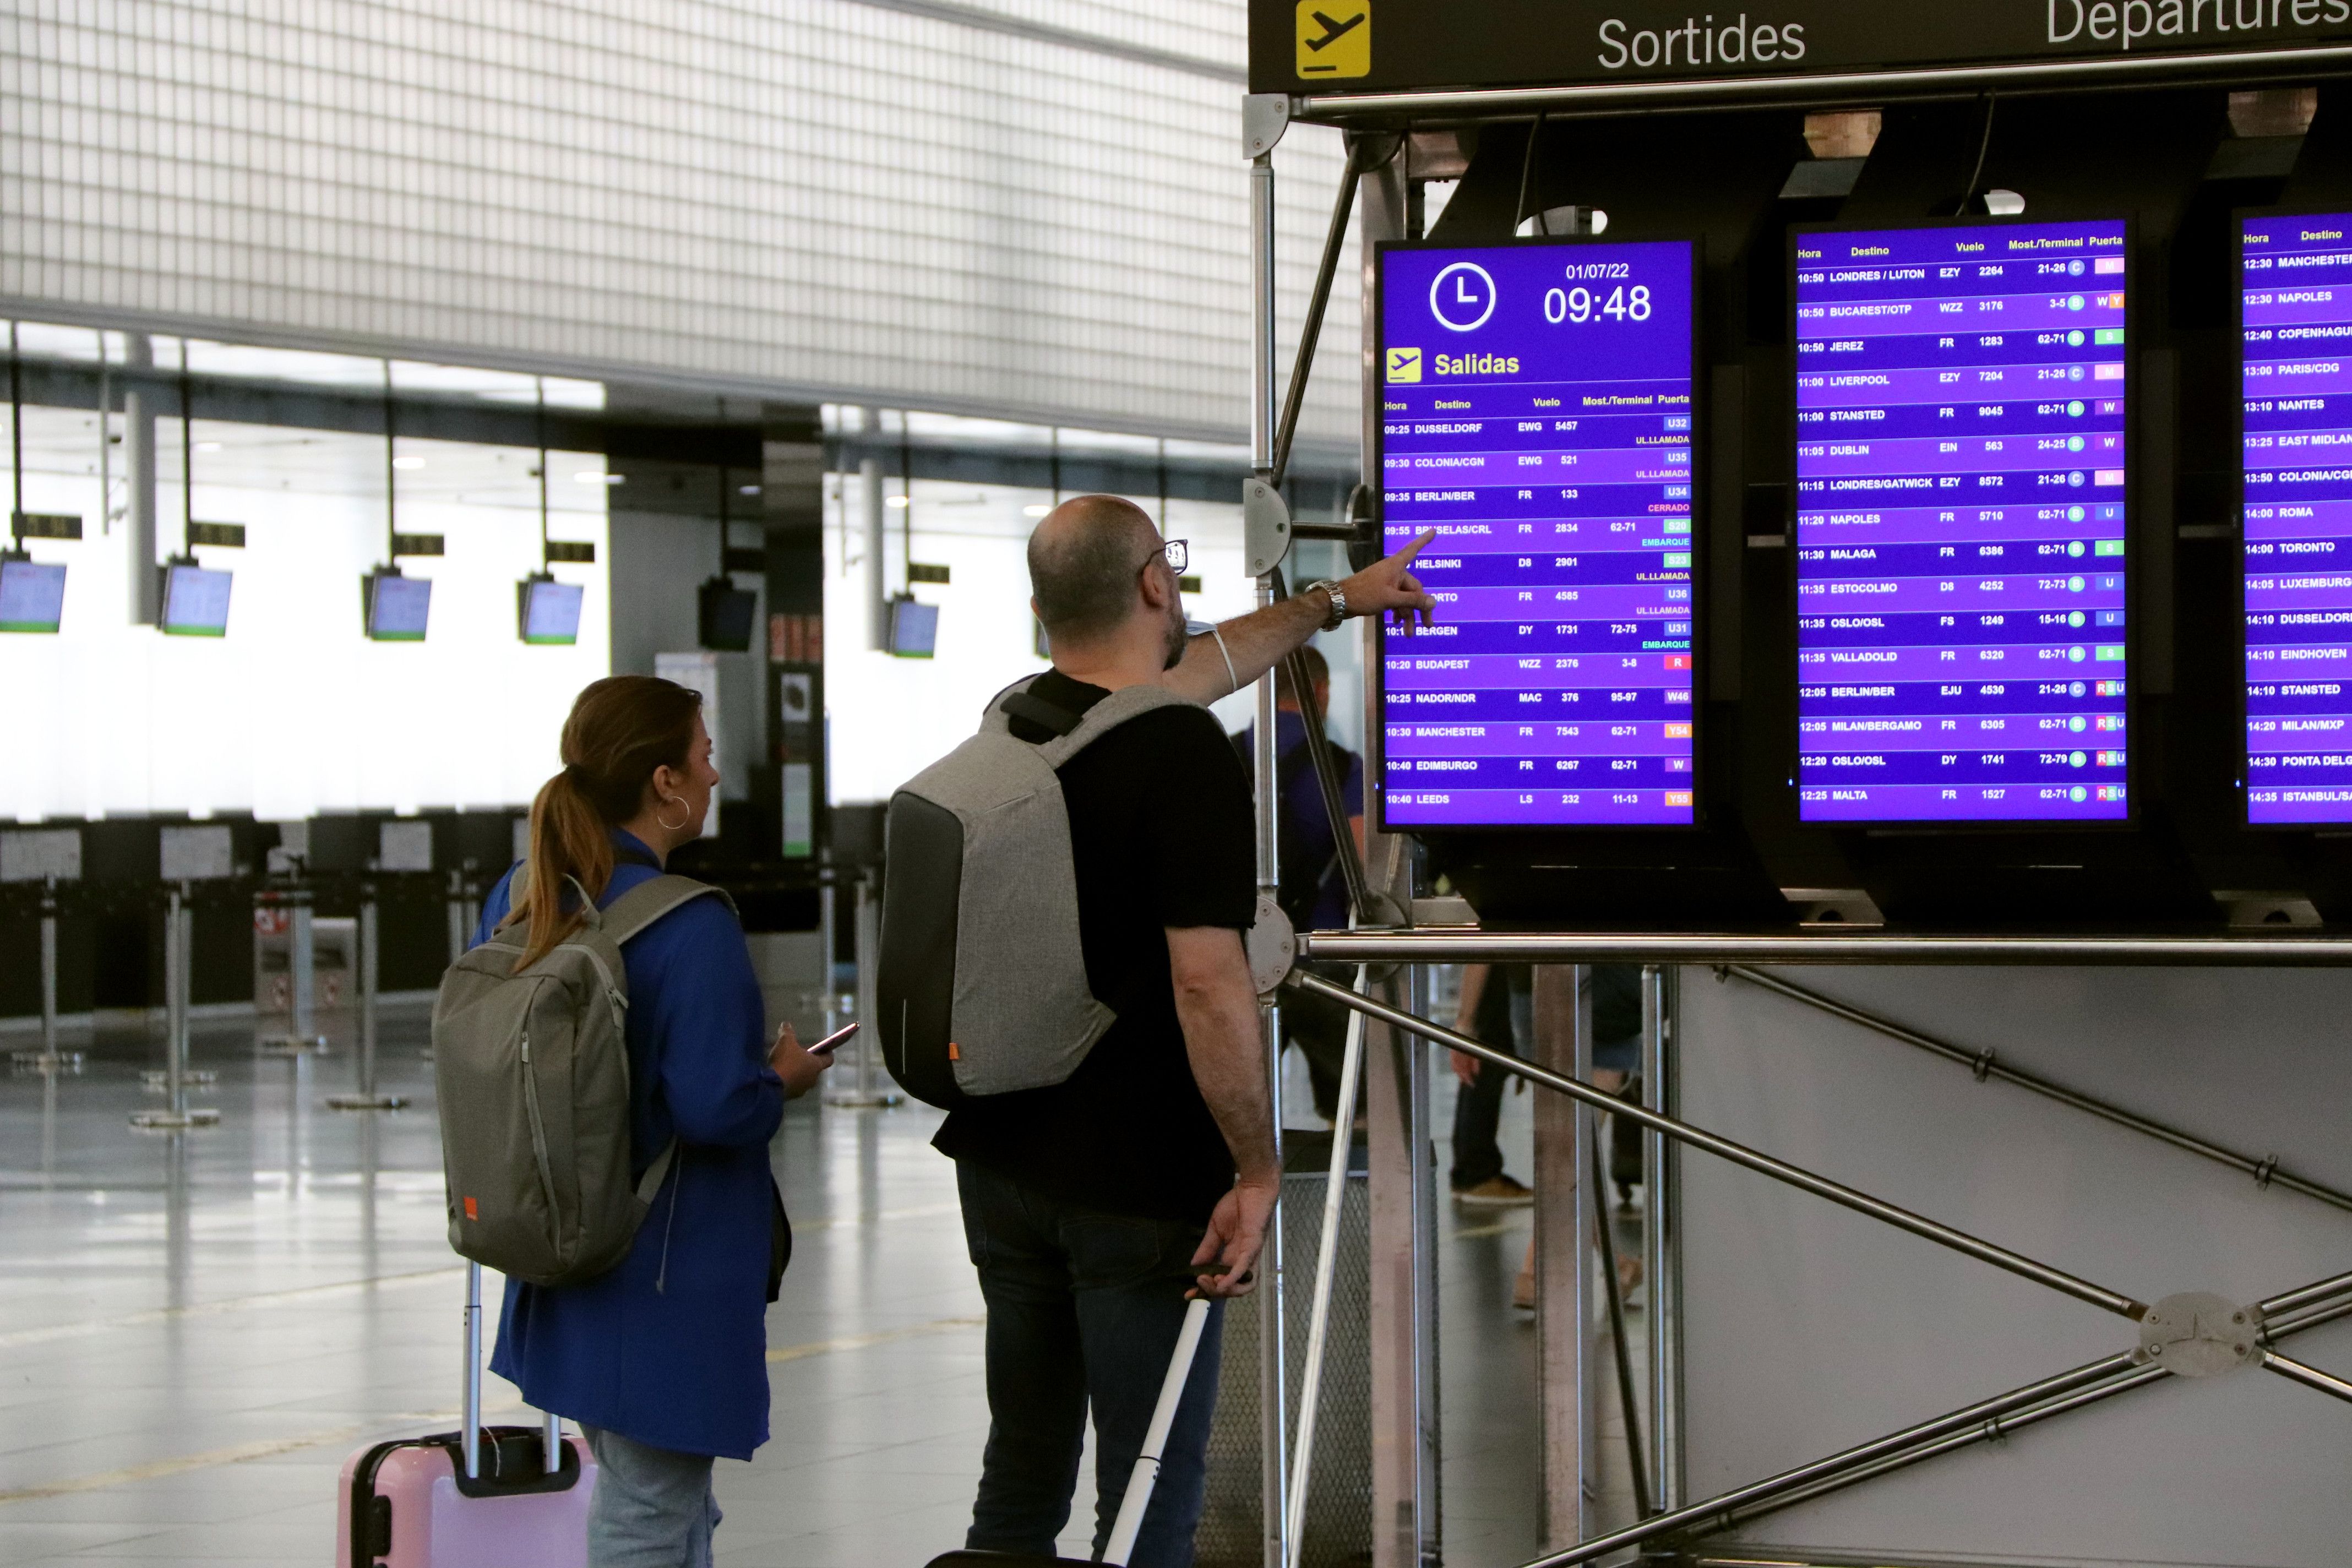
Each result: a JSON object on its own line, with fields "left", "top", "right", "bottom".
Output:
{"left": 878, "top": 677, "right": 1189, "bottom": 1108}
{"left": 432, "top": 869, "right": 728, "bottom": 1287}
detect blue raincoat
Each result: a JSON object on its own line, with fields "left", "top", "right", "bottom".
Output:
{"left": 473, "top": 831, "right": 784, "bottom": 1460}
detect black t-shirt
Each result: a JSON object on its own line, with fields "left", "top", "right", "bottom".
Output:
{"left": 932, "top": 672, "right": 1259, "bottom": 1226}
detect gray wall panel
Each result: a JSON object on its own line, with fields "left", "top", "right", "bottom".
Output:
{"left": 1679, "top": 965, "right": 2352, "bottom": 1567}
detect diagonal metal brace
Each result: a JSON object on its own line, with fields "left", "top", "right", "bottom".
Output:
{"left": 1284, "top": 968, "right": 2148, "bottom": 1320}
{"left": 1719, "top": 964, "right": 2352, "bottom": 1215}
{"left": 1517, "top": 1352, "right": 2143, "bottom": 1567}
{"left": 2262, "top": 1349, "right": 2352, "bottom": 1406}
{"left": 1693, "top": 1286, "right": 2352, "bottom": 1540}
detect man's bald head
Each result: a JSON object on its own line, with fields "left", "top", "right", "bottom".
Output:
{"left": 1027, "top": 494, "right": 1163, "bottom": 644}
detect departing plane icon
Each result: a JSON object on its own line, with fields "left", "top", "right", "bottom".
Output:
{"left": 1293, "top": 0, "right": 1369, "bottom": 78}
{"left": 1303, "top": 8, "right": 1365, "bottom": 51}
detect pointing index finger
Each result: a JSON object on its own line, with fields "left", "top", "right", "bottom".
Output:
{"left": 1394, "top": 527, "right": 1438, "bottom": 566}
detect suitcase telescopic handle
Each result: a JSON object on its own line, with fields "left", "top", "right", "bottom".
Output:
{"left": 462, "top": 1261, "right": 564, "bottom": 1480}
{"left": 463, "top": 1263, "right": 484, "bottom": 1480}
{"left": 1099, "top": 1296, "right": 1212, "bottom": 1568}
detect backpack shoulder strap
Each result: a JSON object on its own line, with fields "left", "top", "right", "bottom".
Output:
{"left": 1000, "top": 689, "right": 1083, "bottom": 737}
{"left": 1035, "top": 683, "right": 1195, "bottom": 767}
{"left": 600, "top": 874, "right": 735, "bottom": 945}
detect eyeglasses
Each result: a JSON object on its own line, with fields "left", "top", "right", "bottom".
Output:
{"left": 1136, "top": 538, "right": 1188, "bottom": 576}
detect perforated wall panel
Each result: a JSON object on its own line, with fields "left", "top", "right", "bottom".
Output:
{"left": 0, "top": 0, "right": 1360, "bottom": 452}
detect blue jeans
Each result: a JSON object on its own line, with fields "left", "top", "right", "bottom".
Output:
{"left": 956, "top": 1162, "right": 1225, "bottom": 1568}
{"left": 579, "top": 1424, "right": 718, "bottom": 1568}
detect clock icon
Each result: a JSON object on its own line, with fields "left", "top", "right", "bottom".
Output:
{"left": 1429, "top": 263, "right": 1498, "bottom": 331}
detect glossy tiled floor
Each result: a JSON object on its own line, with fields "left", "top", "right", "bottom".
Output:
{"left": 0, "top": 1005, "right": 1629, "bottom": 1568}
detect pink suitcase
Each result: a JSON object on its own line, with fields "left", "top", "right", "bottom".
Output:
{"left": 335, "top": 1263, "right": 595, "bottom": 1567}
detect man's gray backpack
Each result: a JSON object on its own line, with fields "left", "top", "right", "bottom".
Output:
{"left": 432, "top": 871, "right": 727, "bottom": 1286}
{"left": 879, "top": 677, "right": 1188, "bottom": 1108}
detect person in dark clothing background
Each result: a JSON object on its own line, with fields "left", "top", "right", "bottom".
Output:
{"left": 1448, "top": 962, "right": 1533, "bottom": 1204}
{"left": 1231, "top": 644, "right": 1365, "bottom": 1123}
{"left": 932, "top": 494, "right": 1434, "bottom": 1568}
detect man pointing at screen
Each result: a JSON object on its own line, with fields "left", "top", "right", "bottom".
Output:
{"left": 933, "top": 494, "right": 1433, "bottom": 1568}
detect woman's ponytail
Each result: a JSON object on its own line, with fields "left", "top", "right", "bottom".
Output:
{"left": 503, "top": 676, "right": 703, "bottom": 972}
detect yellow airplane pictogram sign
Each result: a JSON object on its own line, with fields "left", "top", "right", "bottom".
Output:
{"left": 1296, "top": 1, "right": 1370, "bottom": 78}
{"left": 1385, "top": 346, "right": 1421, "bottom": 383}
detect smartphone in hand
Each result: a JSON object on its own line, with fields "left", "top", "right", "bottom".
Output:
{"left": 806, "top": 1022, "right": 858, "bottom": 1058}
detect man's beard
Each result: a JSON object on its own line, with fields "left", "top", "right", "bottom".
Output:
{"left": 1161, "top": 600, "right": 1188, "bottom": 670}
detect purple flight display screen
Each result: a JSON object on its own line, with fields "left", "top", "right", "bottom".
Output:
{"left": 1377, "top": 239, "right": 1697, "bottom": 829}
{"left": 1793, "top": 220, "right": 2131, "bottom": 825}
{"left": 2241, "top": 214, "right": 2352, "bottom": 825}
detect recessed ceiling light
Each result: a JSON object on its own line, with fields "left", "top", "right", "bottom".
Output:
{"left": 738, "top": 484, "right": 761, "bottom": 496}
{"left": 391, "top": 455, "right": 425, "bottom": 470}
{"left": 1023, "top": 504, "right": 1050, "bottom": 518}
{"left": 886, "top": 495, "right": 911, "bottom": 508}
{"left": 195, "top": 441, "right": 223, "bottom": 453}
{"left": 575, "top": 471, "right": 623, "bottom": 485}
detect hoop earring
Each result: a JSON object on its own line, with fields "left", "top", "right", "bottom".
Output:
{"left": 656, "top": 796, "right": 691, "bottom": 834}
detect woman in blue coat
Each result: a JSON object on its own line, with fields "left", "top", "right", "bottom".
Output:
{"left": 475, "top": 675, "right": 831, "bottom": 1567}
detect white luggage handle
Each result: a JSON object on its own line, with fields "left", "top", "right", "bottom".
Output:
{"left": 1099, "top": 1295, "right": 1213, "bottom": 1568}
{"left": 461, "top": 1261, "right": 562, "bottom": 1481}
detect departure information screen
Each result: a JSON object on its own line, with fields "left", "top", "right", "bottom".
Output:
{"left": 1376, "top": 239, "right": 1697, "bottom": 829}
{"left": 1793, "top": 220, "right": 2131, "bottom": 825}
{"left": 2241, "top": 214, "right": 2352, "bottom": 825}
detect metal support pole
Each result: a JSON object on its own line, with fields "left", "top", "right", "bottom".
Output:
{"left": 863, "top": 451, "right": 889, "bottom": 650}
{"left": 1253, "top": 585, "right": 1289, "bottom": 1568}
{"left": 1287, "top": 969, "right": 2149, "bottom": 1320}
{"left": 292, "top": 892, "right": 316, "bottom": 1040}
{"left": 463, "top": 1262, "right": 483, "bottom": 1480}
{"left": 827, "top": 872, "right": 900, "bottom": 1107}
{"left": 166, "top": 886, "right": 184, "bottom": 1110}
{"left": 1297, "top": 930, "right": 2352, "bottom": 966}
{"left": 330, "top": 884, "right": 407, "bottom": 1110}
{"left": 447, "top": 869, "right": 469, "bottom": 965}
{"left": 819, "top": 872, "right": 840, "bottom": 1037}
{"left": 1244, "top": 138, "right": 1288, "bottom": 1565}
{"left": 39, "top": 882, "right": 60, "bottom": 1062}
{"left": 132, "top": 884, "right": 218, "bottom": 1129}
{"left": 1591, "top": 1141, "right": 1652, "bottom": 1520}
{"left": 1250, "top": 156, "right": 1277, "bottom": 473}
{"left": 126, "top": 386, "right": 158, "bottom": 625}
{"left": 543, "top": 1411, "right": 563, "bottom": 1474}
{"left": 12, "top": 880, "right": 84, "bottom": 1071}
{"left": 1721, "top": 963, "right": 2352, "bottom": 1213}
{"left": 1641, "top": 965, "right": 1680, "bottom": 1512}
{"left": 1532, "top": 964, "right": 1593, "bottom": 1550}
{"left": 1352, "top": 143, "right": 1434, "bottom": 1568}
{"left": 263, "top": 885, "right": 328, "bottom": 1054}
{"left": 1285, "top": 967, "right": 1367, "bottom": 1568}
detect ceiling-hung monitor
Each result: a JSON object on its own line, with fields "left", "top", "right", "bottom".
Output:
{"left": 1792, "top": 218, "right": 2131, "bottom": 826}
{"left": 363, "top": 569, "right": 433, "bottom": 642}
{"left": 889, "top": 595, "right": 939, "bottom": 657}
{"left": 1374, "top": 237, "right": 1698, "bottom": 830}
{"left": 0, "top": 555, "right": 66, "bottom": 634}
{"left": 160, "top": 563, "right": 233, "bottom": 636}
{"left": 698, "top": 578, "right": 758, "bottom": 652}
{"left": 517, "top": 575, "right": 585, "bottom": 646}
{"left": 2240, "top": 213, "right": 2352, "bottom": 826}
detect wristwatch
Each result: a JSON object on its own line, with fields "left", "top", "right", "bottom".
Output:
{"left": 1305, "top": 580, "right": 1347, "bottom": 631}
